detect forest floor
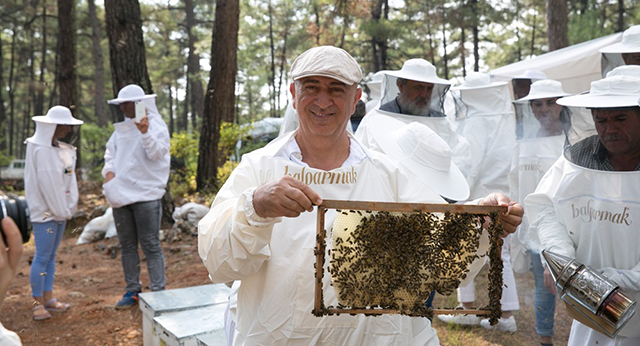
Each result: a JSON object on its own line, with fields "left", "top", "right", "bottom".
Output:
{"left": 1, "top": 182, "right": 572, "bottom": 346}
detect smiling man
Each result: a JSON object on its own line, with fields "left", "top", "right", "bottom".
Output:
{"left": 198, "top": 46, "right": 523, "bottom": 346}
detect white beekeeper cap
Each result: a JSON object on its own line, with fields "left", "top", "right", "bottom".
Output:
{"left": 451, "top": 72, "right": 506, "bottom": 90}
{"left": 289, "top": 46, "right": 362, "bottom": 86}
{"left": 384, "top": 59, "right": 450, "bottom": 85}
{"left": 107, "top": 84, "right": 156, "bottom": 105}
{"left": 557, "top": 75, "right": 640, "bottom": 108}
{"left": 600, "top": 25, "right": 640, "bottom": 54}
{"left": 513, "top": 80, "right": 571, "bottom": 103}
{"left": 512, "top": 69, "right": 547, "bottom": 81}
{"left": 32, "top": 105, "right": 83, "bottom": 125}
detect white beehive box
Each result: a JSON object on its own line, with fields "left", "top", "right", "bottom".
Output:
{"left": 138, "top": 284, "right": 230, "bottom": 346}
{"left": 155, "top": 303, "right": 228, "bottom": 346}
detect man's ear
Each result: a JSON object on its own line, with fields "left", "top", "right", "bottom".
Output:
{"left": 396, "top": 79, "right": 404, "bottom": 92}
{"left": 290, "top": 83, "right": 297, "bottom": 110}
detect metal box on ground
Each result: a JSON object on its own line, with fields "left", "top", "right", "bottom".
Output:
{"left": 138, "top": 284, "right": 230, "bottom": 346}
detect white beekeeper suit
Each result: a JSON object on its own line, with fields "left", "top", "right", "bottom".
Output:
{"left": 24, "top": 106, "right": 83, "bottom": 222}
{"left": 600, "top": 25, "right": 640, "bottom": 77}
{"left": 451, "top": 72, "right": 515, "bottom": 200}
{"left": 356, "top": 59, "right": 473, "bottom": 181}
{"left": 526, "top": 75, "right": 640, "bottom": 345}
{"left": 101, "top": 85, "right": 170, "bottom": 208}
{"left": 198, "top": 130, "right": 443, "bottom": 345}
{"left": 364, "top": 70, "right": 385, "bottom": 113}
{"left": 438, "top": 73, "right": 519, "bottom": 330}
{"left": 509, "top": 80, "right": 572, "bottom": 254}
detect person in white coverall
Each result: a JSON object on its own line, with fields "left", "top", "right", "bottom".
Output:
{"left": 24, "top": 105, "right": 83, "bottom": 320}
{"left": 102, "top": 84, "right": 170, "bottom": 309}
{"left": 509, "top": 79, "right": 573, "bottom": 346}
{"left": 198, "top": 45, "right": 524, "bottom": 345}
{"left": 0, "top": 217, "right": 24, "bottom": 345}
{"left": 356, "top": 59, "right": 473, "bottom": 185}
{"left": 600, "top": 25, "right": 640, "bottom": 77}
{"left": 526, "top": 74, "right": 640, "bottom": 346}
{"left": 437, "top": 72, "right": 520, "bottom": 332}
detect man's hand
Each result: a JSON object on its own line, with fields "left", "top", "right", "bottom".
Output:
{"left": 135, "top": 116, "right": 149, "bottom": 134}
{"left": 479, "top": 192, "right": 524, "bottom": 237}
{"left": 104, "top": 171, "right": 115, "bottom": 184}
{"left": 0, "top": 217, "right": 23, "bottom": 301}
{"left": 253, "top": 176, "right": 322, "bottom": 218}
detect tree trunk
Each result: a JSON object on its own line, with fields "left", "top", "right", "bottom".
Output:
{"left": 197, "top": 0, "right": 240, "bottom": 192}
{"left": 617, "top": 0, "right": 624, "bottom": 32}
{"left": 57, "top": 0, "right": 80, "bottom": 171}
{"left": 441, "top": 6, "right": 449, "bottom": 79}
{"left": 185, "top": 0, "right": 204, "bottom": 131}
{"left": 268, "top": 0, "right": 276, "bottom": 118}
{"left": 460, "top": 27, "right": 466, "bottom": 77}
{"left": 8, "top": 29, "right": 17, "bottom": 156}
{"left": 471, "top": 0, "right": 480, "bottom": 72}
{"left": 104, "top": 0, "right": 153, "bottom": 94}
{"left": 88, "top": 0, "right": 108, "bottom": 127}
{"left": 0, "top": 35, "right": 5, "bottom": 152}
{"left": 34, "top": 1, "right": 47, "bottom": 119}
{"left": 546, "top": 0, "right": 568, "bottom": 51}
{"left": 57, "top": 0, "right": 77, "bottom": 109}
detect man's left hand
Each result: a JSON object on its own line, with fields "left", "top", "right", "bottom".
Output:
{"left": 479, "top": 193, "right": 524, "bottom": 237}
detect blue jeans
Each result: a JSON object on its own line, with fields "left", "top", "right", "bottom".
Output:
{"left": 532, "top": 252, "right": 555, "bottom": 337}
{"left": 113, "top": 200, "right": 165, "bottom": 292}
{"left": 30, "top": 220, "right": 66, "bottom": 298}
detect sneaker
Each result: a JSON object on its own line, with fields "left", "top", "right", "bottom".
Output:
{"left": 480, "top": 316, "right": 517, "bottom": 332}
{"left": 437, "top": 313, "right": 481, "bottom": 326}
{"left": 115, "top": 291, "right": 140, "bottom": 310}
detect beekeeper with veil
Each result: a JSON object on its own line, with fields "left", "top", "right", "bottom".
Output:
{"left": 437, "top": 72, "right": 520, "bottom": 332}
{"left": 198, "top": 46, "right": 523, "bottom": 345}
{"left": 509, "top": 79, "right": 574, "bottom": 345}
{"left": 526, "top": 74, "right": 640, "bottom": 346}
{"left": 355, "top": 59, "right": 472, "bottom": 182}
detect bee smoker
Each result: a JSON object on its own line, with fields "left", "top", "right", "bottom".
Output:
{"left": 542, "top": 250, "right": 636, "bottom": 338}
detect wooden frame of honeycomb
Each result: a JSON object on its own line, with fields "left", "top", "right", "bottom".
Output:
{"left": 313, "top": 199, "right": 507, "bottom": 324}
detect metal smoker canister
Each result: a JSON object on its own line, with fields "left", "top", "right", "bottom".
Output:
{"left": 543, "top": 250, "right": 636, "bottom": 338}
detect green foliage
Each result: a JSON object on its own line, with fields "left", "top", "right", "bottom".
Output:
{"left": 218, "top": 122, "right": 252, "bottom": 162}
{"left": 80, "top": 123, "right": 113, "bottom": 181}
{"left": 169, "top": 131, "right": 200, "bottom": 197}
{"left": 0, "top": 151, "right": 13, "bottom": 167}
{"left": 217, "top": 160, "right": 239, "bottom": 188}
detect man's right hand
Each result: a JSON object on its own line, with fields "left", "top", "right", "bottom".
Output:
{"left": 104, "top": 171, "right": 115, "bottom": 184}
{"left": 253, "top": 176, "right": 322, "bottom": 218}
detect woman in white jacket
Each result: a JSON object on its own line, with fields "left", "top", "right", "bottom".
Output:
{"left": 24, "top": 106, "right": 83, "bottom": 320}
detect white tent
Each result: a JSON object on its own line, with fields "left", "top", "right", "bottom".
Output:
{"left": 490, "top": 33, "right": 623, "bottom": 94}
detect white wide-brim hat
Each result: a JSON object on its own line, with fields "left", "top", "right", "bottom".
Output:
{"left": 512, "top": 69, "right": 548, "bottom": 80}
{"left": 600, "top": 25, "right": 640, "bottom": 53}
{"left": 557, "top": 75, "right": 640, "bottom": 108}
{"left": 368, "top": 113, "right": 469, "bottom": 201}
{"left": 32, "top": 105, "right": 83, "bottom": 125}
{"left": 384, "top": 59, "right": 451, "bottom": 85}
{"left": 451, "top": 72, "right": 507, "bottom": 90}
{"left": 606, "top": 65, "right": 640, "bottom": 79}
{"left": 514, "top": 79, "right": 571, "bottom": 103}
{"left": 108, "top": 84, "right": 156, "bottom": 105}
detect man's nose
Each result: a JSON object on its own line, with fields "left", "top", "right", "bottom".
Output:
{"left": 314, "top": 90, "right": 333, "bottom": 109}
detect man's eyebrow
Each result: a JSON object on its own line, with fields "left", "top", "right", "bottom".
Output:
{"left": 301, "top": 79, "right": 320, "bottom": 85}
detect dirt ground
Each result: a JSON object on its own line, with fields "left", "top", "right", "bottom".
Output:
{"left": 1, "top": 183, "right": 572, "bottom": 345}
